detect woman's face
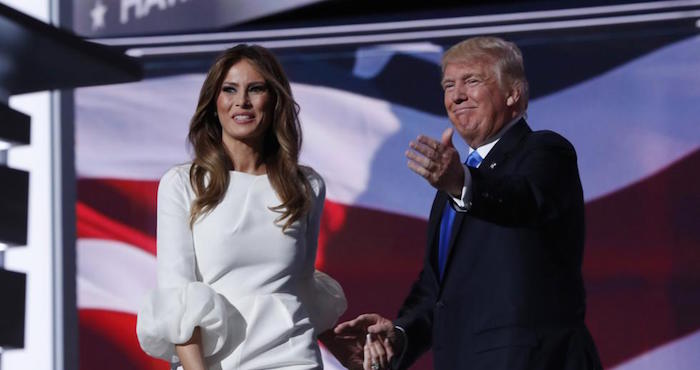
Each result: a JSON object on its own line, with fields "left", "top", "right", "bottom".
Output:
{"left": 216, "top": 59, "right": 272, "bottom": 148}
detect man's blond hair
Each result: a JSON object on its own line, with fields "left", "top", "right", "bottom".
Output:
{"left": 442, "top": 36, "right": 529, "bottom": 112}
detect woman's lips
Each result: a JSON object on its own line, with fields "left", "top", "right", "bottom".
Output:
{"left": 232, "top": 114, "right": 255, "bottom": 124}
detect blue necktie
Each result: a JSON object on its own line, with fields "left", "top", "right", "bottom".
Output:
{"left": 437, "top": 150, "right": 483, "bottom": 280}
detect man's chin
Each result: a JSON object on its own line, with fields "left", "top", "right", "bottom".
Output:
{"left": 456, "top": 134, "right": 478, "bottom": 148}
{"left": 453, "top": 125, "right": 477, "bottom": 142}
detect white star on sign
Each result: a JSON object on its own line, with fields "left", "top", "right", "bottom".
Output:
{"left": 90, "top": 0, "right": 108, "bottom": 31}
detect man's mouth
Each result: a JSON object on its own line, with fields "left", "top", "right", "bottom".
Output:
{"left": 453, "top": 107, "right": 475, "bottom": 115}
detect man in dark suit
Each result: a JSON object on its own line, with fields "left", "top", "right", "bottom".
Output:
{"left": 332, "top": 36, "right": 602, "bottom": 370}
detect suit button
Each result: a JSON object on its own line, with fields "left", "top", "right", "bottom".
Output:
{"left": 436, "top": 300, "right": 445, "bottom": 309}
{"left": 482, "top": 192, "right": 489, "bottom": 198}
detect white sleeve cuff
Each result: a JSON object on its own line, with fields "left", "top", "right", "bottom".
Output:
{"left": 392, "top": 326, "right": 408, "bottom": 369}
{"left": 448, "top": 163, "right": 473, "bottom": 212}
{"left": 307, "top": 270, "right": 348, "bottom": 334}
{"left": 136, "top": 282, "right": 244, "bottom": 363}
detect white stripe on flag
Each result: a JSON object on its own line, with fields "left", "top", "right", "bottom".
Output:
{"left": 77, "top": 238, "right": 156, "bottom": 313}
{"left": 528, "top": 35, "right": 700, "bottom": 200}
{"left": 76, "top": 35, "right": 700, "bottom": 214}
{"left": 76, "top": 79, "right": 459, "bottom": 219}
{"left": 611, "top": 329, "right": 700, "bottom": 370}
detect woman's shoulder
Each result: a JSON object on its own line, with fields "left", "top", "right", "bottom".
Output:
{"left": 158, "top": 163, "right": 193, "bottom": 193}
{"left": 299, "top": 165, "right": 325, "bottom": 198}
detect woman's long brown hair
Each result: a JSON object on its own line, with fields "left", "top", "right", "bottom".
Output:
{"left": 187, "top": 44, "right": 311, "bottom": 230}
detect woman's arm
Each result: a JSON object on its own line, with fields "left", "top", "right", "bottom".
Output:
{"left": 137, "top": 167, "right": 237, "bottom": 363}
{"left": 175, "top": 327, "right": 207, "bottom": 370}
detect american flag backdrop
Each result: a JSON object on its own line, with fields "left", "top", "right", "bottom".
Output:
{"left": 74, "top": 15, "right": 700, "bottom": 370}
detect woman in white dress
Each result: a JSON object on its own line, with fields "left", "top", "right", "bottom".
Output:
{"left": 136, "top": 44, "right": 347, "bottom": 370}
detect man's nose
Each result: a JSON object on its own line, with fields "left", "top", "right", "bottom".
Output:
{"left": 450, "top": 86, "right": 467, "bottom": 103}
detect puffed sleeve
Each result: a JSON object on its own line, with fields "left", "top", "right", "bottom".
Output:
{"left": 301, "top": 167, "right": 347, "bottom": 333}
{"left": 136, "top": 165, "right": 243, "bottom": 363}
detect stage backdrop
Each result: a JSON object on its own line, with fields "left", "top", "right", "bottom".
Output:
{"left": 74, "top": 17, "right": 700, "bottom": 370}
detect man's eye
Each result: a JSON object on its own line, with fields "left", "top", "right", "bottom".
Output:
{"left": 443, "top": 84, "right": 454, "bottom": 90}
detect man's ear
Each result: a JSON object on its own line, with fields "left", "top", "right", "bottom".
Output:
{"left": 506, "top": 82, "right": 521, "bottom": 107}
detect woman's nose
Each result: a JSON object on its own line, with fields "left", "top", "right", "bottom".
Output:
{"left": 234, "top": 93, "right": 251, "bottom": 107}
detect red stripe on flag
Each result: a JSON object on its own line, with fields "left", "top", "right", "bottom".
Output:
{"left": 78, "top": 178, "right": 158, "bottom": 237}
{"left": 317, "top": 200, "right": 348, "bottom": 269}
{"left": 77, "top": 202, "right": 156, "bottom": 255}
{"left": 80, "top": 309, "right": 168, "bottom": 370}
{"left": 583, "top": 148, "right": 700, "bottom": 367}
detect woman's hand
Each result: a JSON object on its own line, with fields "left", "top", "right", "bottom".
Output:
{"left": 334, "top": 313, "right": 403, "bottom": 370}
{"left": 175, "top": 326, "right": 207, "bottom": 370}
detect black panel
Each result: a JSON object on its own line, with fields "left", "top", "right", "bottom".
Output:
{"left": 0, "top": 268, "right": 26, "bottom": 348}
{"left": 73, "top": 0, "right": 329, "bottom": 38}
{"left": 0, "top": 166, "right": 29, "bottom": 246}
{"left": 0, "top": 3, "right": 142, "bottom": 95}
{"left": 241, "top": 0, "right": 668, "bottom": 29}
{"left": 0, "top": 102, "right": 30, "bottom": 146}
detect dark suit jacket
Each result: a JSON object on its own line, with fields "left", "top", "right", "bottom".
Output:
{"left": 394, "top": 119, "right": 601, "bottom": 370}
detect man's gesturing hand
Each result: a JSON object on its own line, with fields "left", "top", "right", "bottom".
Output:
{"left": 406, "top": 127, "right": 464, "bottom": 196}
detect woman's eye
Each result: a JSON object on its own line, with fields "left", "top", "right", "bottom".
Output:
{"left": 222, "top": 86, "right": 236, "bottom": 93}
{"left": 249, "top": 85, "right": 266, "bottom": 93}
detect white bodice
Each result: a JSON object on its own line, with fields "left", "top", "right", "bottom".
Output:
{"left": 193, "top": 171, "right": 310, "bottom": 297}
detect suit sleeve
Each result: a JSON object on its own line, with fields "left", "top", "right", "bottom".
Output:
{"left": 393, "top": 267, "right": 437, "bottom": 369}
{"left": 392, "top": 194, "right": 442, "bottom": 369}
{"left": 468, "top": 133, "right": 582, "bottom": 227}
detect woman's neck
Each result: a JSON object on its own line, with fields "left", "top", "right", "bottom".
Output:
{"left": 222, "top": 137, "right": 267, "bottom": 175}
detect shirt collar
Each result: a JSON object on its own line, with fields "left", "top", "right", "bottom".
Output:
{"left": 469, "top": 114, "right": 523, "bottom": 159}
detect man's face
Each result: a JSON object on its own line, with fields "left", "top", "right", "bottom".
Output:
{"left": 442, "top": 58, "right": 514, "bottom": 148}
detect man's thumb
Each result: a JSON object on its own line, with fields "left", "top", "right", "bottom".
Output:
{"left": 441, "top": 127, "right": 454, "bottom": 147}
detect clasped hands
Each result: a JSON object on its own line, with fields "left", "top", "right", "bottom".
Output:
{"left": 321, "top": 313, "right": 402, "bottom": 370}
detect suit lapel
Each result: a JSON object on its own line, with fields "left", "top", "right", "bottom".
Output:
{"left": 439, "top": 118, "right": 532, "bottom": 286}
{"left": 479, "top": 118, "right": 531, "bottom": 173}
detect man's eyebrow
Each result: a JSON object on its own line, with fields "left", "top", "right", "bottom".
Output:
{"left": 442, "top": 72, "right": 481, "bottom": 84}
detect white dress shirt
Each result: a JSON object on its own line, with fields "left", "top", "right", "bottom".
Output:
{"left": 450, "top": 115, "right": 523, "bottom": 211}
